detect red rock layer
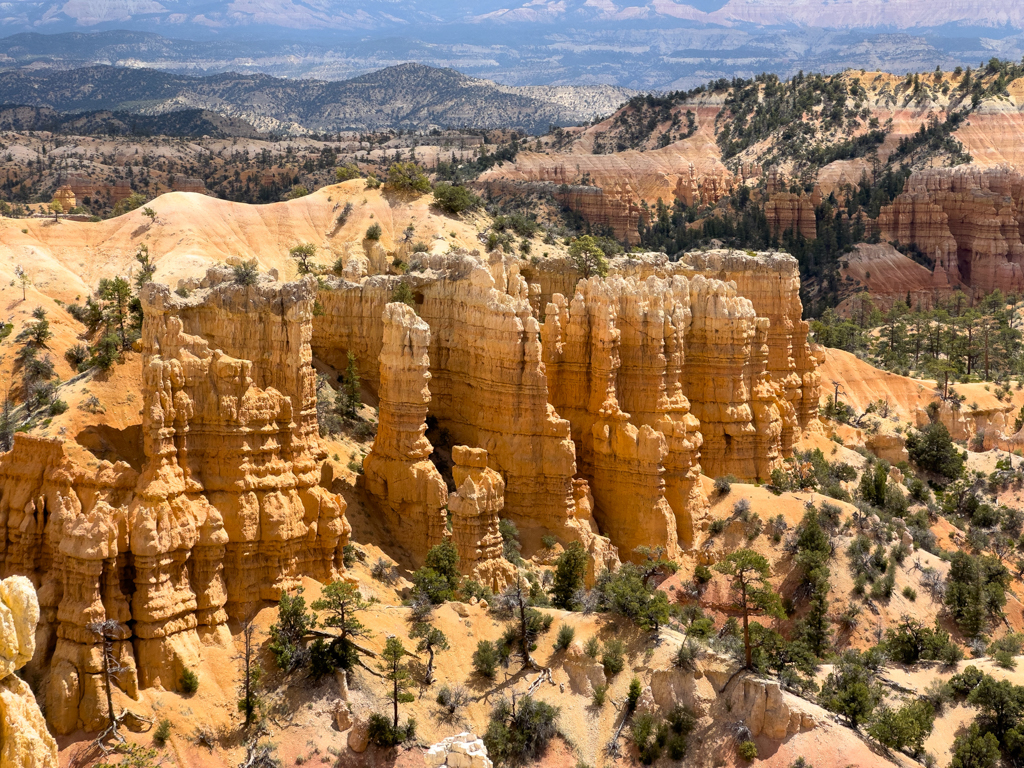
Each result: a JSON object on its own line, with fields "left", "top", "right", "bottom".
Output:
{"left": 876, "top": 166, "right": 1024, "bottom": 296}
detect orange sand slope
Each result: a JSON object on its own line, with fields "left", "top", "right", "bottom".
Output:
{"left": 0, "top": 181, "right": 484, "bottom": 305}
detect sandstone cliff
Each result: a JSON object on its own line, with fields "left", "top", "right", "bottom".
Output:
{"left": 0, "top": 576, "right": 58, "bottom": 768}
{"left": 314, "top": 248, "right": 819, "bottom": 561}
{"left": 877, "top": 166, "right": 1024, "bottom": 296}
{"left": 0, "top": 269, "right": 350, "bottom": 733}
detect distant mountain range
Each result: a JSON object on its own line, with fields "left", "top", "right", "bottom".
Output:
{"left": 3, "top": 0, "right": 1023, "bottom": 33}
{"left": 2, "top": 21, "right": 1022, "bottom": 91}
{"left": 0, "top": 63, "right": 634, "bottom": 134}
{"left": 0, "top": 103, "right": 261, "bottom": 136}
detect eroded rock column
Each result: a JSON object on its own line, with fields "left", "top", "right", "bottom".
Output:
{"left": 448, "top": 446, "right": 516, "bottom": 592}
{"left": 362, "top": 303, "right": 448, "bottom": 564}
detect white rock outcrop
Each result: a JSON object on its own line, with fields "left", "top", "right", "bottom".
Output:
{"left": 425, "top": 732, "right": 492, "bottom": 768}
{"left": 728, "top": 676, "right": 819, "bottom": 740}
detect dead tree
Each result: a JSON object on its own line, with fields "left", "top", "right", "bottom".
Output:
{"left": 85, "top": 619, "right": 130, "bottom": 748}
{"left": 236, "top": 608, "right": 262, "bottom": 728}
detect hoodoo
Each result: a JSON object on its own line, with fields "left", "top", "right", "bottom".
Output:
{"left": 313, "top": 248, "right": 819, "bottom": 561}
{"left": 0, "top": 269, "right": 350, "bottom": 732}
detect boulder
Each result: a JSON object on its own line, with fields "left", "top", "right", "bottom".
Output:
{"left": 563, "top": 641, "right": 606, "bottom": 696}
{"left": 334, "top": 701, "right": 352, "bottom": 731}
{"left": 347, "top": 713, "right": 369, "bottom": 753}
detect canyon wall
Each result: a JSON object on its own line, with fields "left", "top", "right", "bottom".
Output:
{"left": 314, "top": 248, "right": 818, "bottom": 561}
{"left": 0, "top": 269, "right": 350, "bottom": 734}
{"left": 0, "top": 247, "right": 820, "bottom": 734}
{"left": 876, "top": 166, "right": 1024, "bottom": 296}
{"left": 0, "top": 575, "right": 59, "bottom": 768}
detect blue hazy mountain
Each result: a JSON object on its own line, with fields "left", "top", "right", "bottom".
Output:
{"left": 1, "top": 2, "right": 1022, "bottom": 89}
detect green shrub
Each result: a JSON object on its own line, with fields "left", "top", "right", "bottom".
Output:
{"left": 367, "top": 712, "right": 415, "bottom": 746}
{"left": 335, "top": 164, "right": 361, "bottom": 181}
{"left": 906, "top": 422, "right": 964, "bottom": 480}
{"left": 179, "top": 668, "right": 199, "bottom": 694}
{"left": 673, "top": 640, "right": 699, "bottom": 670}
{"left": 386, "top": 162, "right": 431, "bottom": 193}
{"left": 64, "top": 344, "right": 90, "bottom": 369}
{"left": 154, "top": 718, "right": 172, "bottom": 745}
{"left": 867, "top": 700, "right": 935, "bottom": 754}
{"left": 737, "top": 740, "right": 758, "bottom": 760}
{"left": 694, "top": 564, "right": 713, "bottom": 584}
{"left": 551, "top": 541, "right": 587, "bottom": 609}
{"left": 627, "top": 677, "right": 643, "bottom": 711}
{"left": 483, "top": 695, "right": 559, "bottom": 767}
{"left": 994, "top": 650, "right": 1017, "bottom": 669}
{"left": 948, "top": 665, "right": 983, "bottom": 699}
{"left": 473, "top": 640, "right": 498, "bottom": 679}
{"left": 391, "top": 281, "right": 415, "bottom": 307}
{"left": 268, "top": 588, "right": 316, "bottom": 672}
{"left": 950, "top": 725, "right": 999, "bottom": 768}
{"left": 411, "top": 539, "right": 461, "bottom": 604}
{"left": 584, "top": 636, "right": 600, "bottom": 658}
{"left": 554, "top": 624, "right": 575, "bottom": 651}
{"left": 629, "top": 712, "right": 660, "bottom": 764}
{"left": 499, "top": 518, "right": 524, "bottom": 565}
{"left": 232, "top": 260, "right": 259, "bottom": 286}
{"left": 602, "top": 639, "right": 625, "bottom": 675}
{"left": 365, "top": 223, "right": 383, "bottom": 240}
{"left": 433, "top": 183, "right": 480, "bottom": 214}
{"left": 714, "top": 475, "right": 735, "bottom": 495}
{"left": 591, "top": 685, "right": 607, "bottom": 706}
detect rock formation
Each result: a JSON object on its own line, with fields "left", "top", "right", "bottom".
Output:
{"left": 426, "top": 732, "right": 493, "bottom": 768}
{"left": 765, "top": 191, "right": 817, "bottom": 240}
{"left": 876, "top": 166, "right": 1024, "bottom": 296}
{"left": 448, "top": 446, "right": 517, "bottom": 591}
{"left": 51, "top": 185, "right": 75, "bottom": 211}
{"left": 363, "top": 303, "right": 448, "bottom": 564}
{"left": 314, "top": 254, "right": 617, "bottom": 566}
{"left": 728, "top": 676, "right": 820, "bottom": 740}
{"left": 0, "top": 268, "right": 349, "bottom": 733}
{"left": 0, "top": 576, "right": 59, "bottom": 768}
{"left": 314, "top": 248, "right": 818, "bottom": 560}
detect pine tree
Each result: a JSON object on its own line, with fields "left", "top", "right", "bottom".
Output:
{"left": 337, "top": 351, "right": 361, "bottom": 419}
{"left": 714, "top": 549, "right": 783, "bottom": 668}
{"left": 551, "top": 541, "right": 587, "bottom": 610}
{"left": 378, "top": 636, "right": 415, "bottom": 729}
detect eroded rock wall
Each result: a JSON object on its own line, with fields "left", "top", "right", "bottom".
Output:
{"left": 362, "top": 303, "right": 448, "bottom": 564}
{"left": 877, "top": 166, "right": 1024, "bottom": 295}
{"left": 0, "top": 576, "right": 59, "bottom": 768}
{"left": 313, "top": 249, "right": 814, "bottom": 559}
{"left": 0, "top": 269, "right": 350, "bottom": 733}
